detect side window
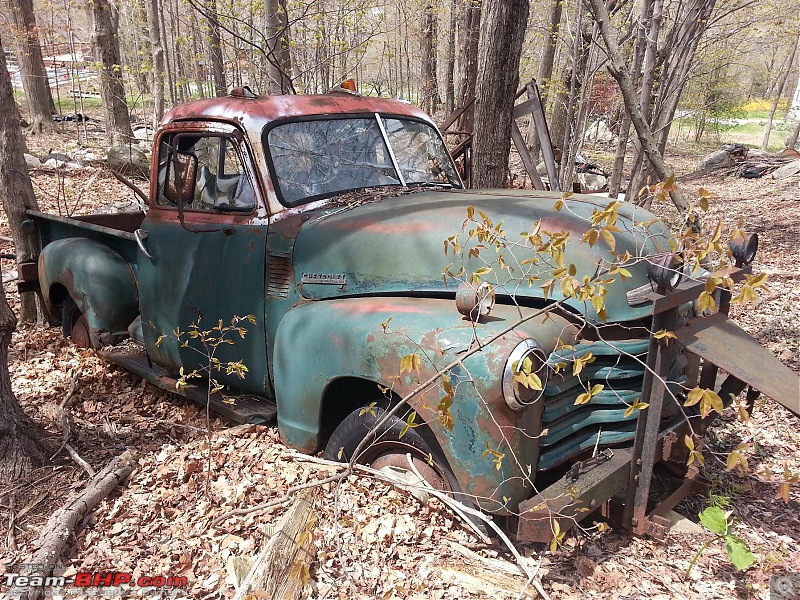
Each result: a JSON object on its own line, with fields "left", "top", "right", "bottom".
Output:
{"left": 156, "top": 133, "right": 256, "bottom": 212}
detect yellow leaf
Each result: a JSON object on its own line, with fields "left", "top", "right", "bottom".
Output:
{"left": 698, "top": 290, "right": 715, "bottom": 313}
{"left": 685, "top": 387, "right": 704, "bottom": 407}
{"left": 400, "top": 354, "right": 420, "bottom": 374}
{"left": 699, "top": 389, "right": 724, "bottom": 419}
{"left": 726, "top": 451, "right": 741, "bottom": 471}
{"left": 777, "top": 483, "right": 791, "bottom": 504}
{"left": 600, "top": 228, "right": 616, "bottom": 251}
{"left": 684, "top": 434, "right": 695, "bottom": 451}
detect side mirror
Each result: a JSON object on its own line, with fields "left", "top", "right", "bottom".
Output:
{"left": 164, "top": 150, "right": 198, "bottom": 208}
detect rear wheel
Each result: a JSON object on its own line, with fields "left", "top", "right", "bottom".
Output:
{"left": 62, "top": 296, "right": 93, "bottom": 349}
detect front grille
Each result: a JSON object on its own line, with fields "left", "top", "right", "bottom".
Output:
{"left": 537, "top": 339, "right": 686, "bottom": 471}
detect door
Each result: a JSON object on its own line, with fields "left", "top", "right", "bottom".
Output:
{"left": 137, "top": 124, "right": 272, "bottom": 397}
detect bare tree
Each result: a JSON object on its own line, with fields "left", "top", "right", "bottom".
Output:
{"left": 145, "top": 0, "right": 166, "bottom": 123}
{"left": 419, "top": 0, "right": 440, "bottom": 114}
{"left": 444, "top": 0, "right": 457, "bottom": 113}
{"left": 9, "top": 0, "right": 55, "bottom": 134}
{"left": 625, "top": 0, "right": 718, "bottom": 200}
{"left": 207, "top": 0, "right": 227, "bottom": 96}
{"left": 265, "top": 0, "right": 293, "bottom": 94}
{"left": 472, "top": 0, "right": 530, "bottom": 188}
{"left": 0, "top": 36, "right": 51, "bottom": 484}
{"left": 762, "top": 33, "right": 799, "bottom": 150}
{"left": 456, "top": 0, "right": 481, "bottom": 132}
{"left": 89, "top": 0, "right": 133, "bottom": 145}
{"left": 588, "top": 0, "right": 690, "bottom": 211}
{"left": 526, "top": 0, "right": 562, "bottom": 161}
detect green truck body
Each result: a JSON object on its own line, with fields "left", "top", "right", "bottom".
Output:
{"left": 24, "top": 89, "right": 799, "bottom": 540}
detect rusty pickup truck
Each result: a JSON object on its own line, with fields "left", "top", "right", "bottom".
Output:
{"left": 20, "top": 87, "right": 799, "bottom": 541}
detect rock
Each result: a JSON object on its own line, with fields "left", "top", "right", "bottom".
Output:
{"left": 44, "top": 152, "right": 72, "bottom": 164}
{"left": 24, "top": 153, "right": 41, "bottom": 169}
{"left": 106, "top": 145, "right": 150, "bottom": 179}
{"left": 771, "top": 159, "right": 800, "bottom": 179}
{"left": 699, "top": 149, "right": 735, "bottom": 170}
{"left": 578, "top": 172, "right": 608, "bottom": 191}
{"left": 44, "top": 158, "right": 67, "bottom": 169}
{"left": 132, "top": 125, "right": 156, "bottom": 142}
{"left": 584, "top": 119, "right": 614, "bottom": 143}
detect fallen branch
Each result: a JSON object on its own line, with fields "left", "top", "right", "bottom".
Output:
{"left": 110, "top": 169, "right": 149, "bottom": 208}
{"left": 65, "top": 443, "right": 95, "bottom": 478}
{"left": 50, "top": 370, "right": 80, "bottom": 461}
{"left": 12, "top": 449, "right": 140, "bottom": 600}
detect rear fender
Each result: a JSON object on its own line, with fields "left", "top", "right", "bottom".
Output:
{"left": 273, "top": 296, "right": 575, "bottom": 511}
{"left": 39, "top": 238, "right": 139, "bottom": 346}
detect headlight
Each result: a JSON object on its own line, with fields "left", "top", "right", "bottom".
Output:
{"left": 729, "top": 232, "right": 758, "bottom": 266}
{"left": 646, "top": 252, "right": 683, "bottom": 291}
{"left": 502, "top": 339, "right": 548, "bottom": 411}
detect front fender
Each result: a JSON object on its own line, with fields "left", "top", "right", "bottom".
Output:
{"left": 273, "top": 296, "right": 577, "bottom": 511}
{"left": 39, "top": 238, "right": 138, "bottom": 346}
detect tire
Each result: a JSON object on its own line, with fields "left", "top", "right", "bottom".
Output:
{"left": 324, "top": 406, "right": 455, "bottom": 493}
{"left": 62, "top": 296, "right": 93, "bottom": 349}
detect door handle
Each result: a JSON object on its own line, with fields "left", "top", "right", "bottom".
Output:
{"left": 135, "top": 228, "right": 154, "bottom": 259}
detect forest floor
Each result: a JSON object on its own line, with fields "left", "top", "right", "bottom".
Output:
{"left": 0, "top": 126, "right": 799, "bottom": 599}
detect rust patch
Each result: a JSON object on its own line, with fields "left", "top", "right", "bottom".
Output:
{"left": 335, "top": 301, "right": 434, "bottom": 315}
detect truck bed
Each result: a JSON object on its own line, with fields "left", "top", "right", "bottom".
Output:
{"left": 28, "top": 210, "right": 144, "bottom": 264}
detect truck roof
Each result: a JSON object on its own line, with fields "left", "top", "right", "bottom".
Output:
{"left": 161, "top": 90, "right": 434, "bottom": 130}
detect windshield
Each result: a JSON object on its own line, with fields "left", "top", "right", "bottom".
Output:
{"left": 265, "top": 115, "right": 461, "bottom": 206}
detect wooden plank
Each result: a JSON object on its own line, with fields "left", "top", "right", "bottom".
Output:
{"left": 510, "top": 122, "right": 546, "bottom": 190}
{"left": 233, "top": 489, "right": 317, "bottom": 600}
{"left": 676, "top": 313, "right": 800, "bottom": 415}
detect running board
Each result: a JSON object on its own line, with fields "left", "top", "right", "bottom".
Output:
{"left": 99, "top": 349, "right": 277, "bottom": 424}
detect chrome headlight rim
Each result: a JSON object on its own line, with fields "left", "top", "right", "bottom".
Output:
{"left": 502, "top": 339, "right": 548, "bottom": 411}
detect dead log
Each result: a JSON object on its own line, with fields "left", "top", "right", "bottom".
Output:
{"left": 13, "top": 449, "right": 139, "bottom": 600}
{"left": 233, "top": 489, "right": 317, "bottom": 600}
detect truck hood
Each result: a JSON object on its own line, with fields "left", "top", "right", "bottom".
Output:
{"left": 291, "top": 189, "right": 674, "bottom": 322}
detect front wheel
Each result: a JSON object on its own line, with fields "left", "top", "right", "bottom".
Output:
{"left": 62, "top": 296, "right": 93, "bottom": 349}
{"left": 324, "top": 406, "right": 454, "bottom": 493}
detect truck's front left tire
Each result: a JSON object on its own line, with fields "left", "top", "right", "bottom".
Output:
{"left": 323, "top": 406, "right": 455, "bottom": 493}
{"left": 62, "top": 296, "right": 93, "bottom": 349}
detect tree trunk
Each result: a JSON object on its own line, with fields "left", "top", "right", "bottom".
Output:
{"left": 526, "top": 0, "right": 562, "bottom": 160}
{"left": 456, "top": 0, "right": 481, "bottom": 133}
{"left": 608, "top": 0, "right": 649, "bottom": 197}
{"left": 9, "top": 0, "right": 55, "bottom": 134}
{"left": 208, "top": 0, "right": 227, "bottom": 96}
{"left": 0, "top": 37, "right": 51, "bottom": 485}
{"left": 90, "top": 0, "right": 133, "bottom": 146}
{"left": 444, "top": 0, "right": 457, "bottom": 114}
{"left": 265, "top": 0, "right": 293, "bottom": 94}
{"left": 419, "top": 0, "right": 440, "bottom": 114}
{"left": 628, "top": 0, "right": 661, "bottom": 200}
{"left": 649, "top": 1, "right": 716, "bottom": 159}
{"left": 0, "top": 36, "right": 42, "bottom": 323}
{"left": 145, "top": 0, "right": 165, "bottom": 124}
{"left": 588, "top": 0, "right": 689, "bottom": 211}
{"left": 762, "top": 34, "right": 799, "bottom": 151}
{"left": 472, "top": 0, "right": 530, "bottom": 188}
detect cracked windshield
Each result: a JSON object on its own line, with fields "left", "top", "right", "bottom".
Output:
{"left": 266, "top": 116, "right": 460, "bottom": 205}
